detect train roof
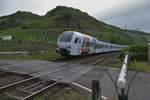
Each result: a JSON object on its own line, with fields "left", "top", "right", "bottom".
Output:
{"left": 63, "top": 31, "right": 93, "bottom": 38}
{"left": 62, "top": 31, "right": 126, "bottom": 47}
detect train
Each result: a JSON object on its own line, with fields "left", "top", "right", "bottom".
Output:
{"left": 56, "top": 31, "right": 124, "bottom": 56}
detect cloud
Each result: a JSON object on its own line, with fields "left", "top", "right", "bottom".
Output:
{"left": 98, "top": 0, "right": 150, "bottom": 19}
{"left": 0, "top": 0, "right": 150, "bottom": 32}
{"left": 0, "top": 0, "right": 55, "bottom": 16}
{"left": 97, "top": 0, "right": 150, "bottom": 32}
{"left": 0, "top": 0, "right": 7, "bottom": 15}
{"left": 112, "top": 15, "right": 149, "bottom": 32}
{"left": 0, "top": 0, "right": 124, "bottom": 16}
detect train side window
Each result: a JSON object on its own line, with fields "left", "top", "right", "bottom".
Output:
{"left": 90, "top": 42, "right": 92, "bottom": 46}
{"left": 87, "top": 41, "right": 89, "bottom": 47}
{"left": 74, "top": 37, "right": 78, "bottom": 43}
{"left": 79, "top": 39, "right": 81, "bottom": 44}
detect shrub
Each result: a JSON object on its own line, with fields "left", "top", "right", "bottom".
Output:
{"left": 120, "top": 44, "right": 148, "bottom": 61}
{"left": 20, "top": 24, "right": 30, "bottom": 29}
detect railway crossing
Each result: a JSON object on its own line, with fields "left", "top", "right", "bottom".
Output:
{"left": 0, "top": 54, "right": 149, "bottom": 100}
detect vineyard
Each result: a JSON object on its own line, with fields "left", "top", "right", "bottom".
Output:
{"left": 0, "top": 29, "right": 66, "bottom": 60}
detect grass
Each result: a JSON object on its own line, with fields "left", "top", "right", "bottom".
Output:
{"left": 129, "top": 61, "right": 150, "bottom": 72}
{"left": 0, "top": 28, "right": 45, "bottom": 42}
{"left": 107, "top": 58, "right": 150, "bottom": 72}
{"left": 0, "top": 49, "right": 61, "bottom": 60}
{"left": 2, "top": 96, "right": 12, "bottom": 100}
{"left": 0, "top": 40, "right": 62, "bottom": 60}
{"left": 33, "top": 90, "right": 91, "bottom": 100}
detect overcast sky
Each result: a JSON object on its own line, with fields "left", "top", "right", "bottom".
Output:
{"left": 0, "top": 0, "right": 150, "bottom": 33}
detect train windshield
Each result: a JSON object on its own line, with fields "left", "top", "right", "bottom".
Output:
{"left": 59, "top": 32, "right": 73, "bottom": 42}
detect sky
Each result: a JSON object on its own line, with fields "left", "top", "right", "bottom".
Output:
{"left": 0, "top": 0, "right": 150, "bottom": 33}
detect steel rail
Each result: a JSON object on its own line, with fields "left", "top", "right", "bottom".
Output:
{"left": 0, "top": 53, "right": 117, "bottom": 99}
{"left": 22, "top": 64, "right": 95, "bottom": 99}
{"left": 92, "top": 54, "right": 117, "bottom": 66}
{"left": 0, "top": 63, "right": 72, "bottom": 92}
{"left": 78, "top": 53, "right": 115, "bottom": 65}
{"left": 23, "top": 54, "right": 116, "bottom": 100}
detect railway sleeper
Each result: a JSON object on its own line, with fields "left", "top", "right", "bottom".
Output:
{"left": 17, "top": 87, "right": 33, "bottom": 94}
{"left": 27, "top": 83, "right": 48, "bottom": 92}
{"left": 17, "top": 81, "right": 43, "bottom": 91}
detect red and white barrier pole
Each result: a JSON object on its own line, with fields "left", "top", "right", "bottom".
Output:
{"left": 117, "top": 55, "right": 129, "bottom": 89}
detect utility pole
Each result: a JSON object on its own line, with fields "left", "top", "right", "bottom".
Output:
{"left": 124, "top": 24, "right": 127, "bottom": 32}
{"left": 136, "top": 28, "right": 139, "bottom": 31}
{"left": 148, "top": 40, "right": 150, "bottom": 63}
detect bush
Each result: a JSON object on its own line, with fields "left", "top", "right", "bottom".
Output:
{"left": 120, "top": 44, "right": 148, "bottom": 61}
{"left": 20, "top": 24, "right": 30, "bottom": 29}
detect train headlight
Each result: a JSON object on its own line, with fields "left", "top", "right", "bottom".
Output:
{"left": 56, "top": 48, "right": 59, "bottom": 53}
{"left": 67, "top": 46, "right": 71, "bottom": 49}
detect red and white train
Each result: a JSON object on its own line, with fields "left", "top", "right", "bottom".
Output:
{"left": 56, "top": 31, "right": 123, "bottom": 56}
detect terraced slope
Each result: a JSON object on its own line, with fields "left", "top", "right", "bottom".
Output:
{"left": 0, "top": 6, "right": 150, "bottom": 45}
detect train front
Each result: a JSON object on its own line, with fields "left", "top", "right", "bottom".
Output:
{"left": 56, "top": 31, "right": 73, "bottom": 56}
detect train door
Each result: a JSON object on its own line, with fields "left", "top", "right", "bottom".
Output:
{"left": 78, "top": 37, "right": 82, "bottom": 54}
{"left": 86, "top": 37, "right": 90, "bottom": 54}
{"left": 72, "top": 37, "right": 80, "bottom": 55}
{"left": 80, "top": 36, "right": 89, "bottom": 55}
{"left": 89, "top": 38, "right": 92, "bottom": 54}
{"left": 92, "top": 39, "right": 96, "bottom": 53}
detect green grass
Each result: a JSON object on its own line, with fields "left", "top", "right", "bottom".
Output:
{"left": 0, "top": 40, "right": 62, "bottom": 60}
{"left": 33, "top": 90, "right": 91, "bottom": 100}
{"left": 2, "top": 89, "right": 91, "bottom": 100}
{"left": 129, "top": 61, "right": 150, "bottom": 72}
{"left": 108, "top": 58, "right": 150, "bottom": 72}
{"left": 2, "top": 96, "right": 12, "bottom": 100}
{"left": 0, "top": 47, "right": 61, "bottom": 60}
{"left": 0, "top": 28, "right": 45, "bottom": 42}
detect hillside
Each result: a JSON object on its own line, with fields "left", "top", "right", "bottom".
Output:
{"left": 0, "top": 11, "right": 41, "bottom": 30}
{"left": 0, "top": 6, "right": 150, "bottom": 45}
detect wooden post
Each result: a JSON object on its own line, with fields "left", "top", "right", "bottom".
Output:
{"left": 121, "top": 89, "right": 125, "bottom": 96}
{"left": 92, "top": 80, "right": 101, "bottom": 100}
{"left": 133, "top": 59, "right": 136, "bottom": 68}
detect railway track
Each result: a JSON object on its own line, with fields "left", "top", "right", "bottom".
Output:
{"left": 0, "top": 71, "right": 31, "bottom": 88}
{"left": 52, "top": 52, "right": 117, "bottom": 63}
{"left": 0, "top": 53, "right": 117, "bottom": 99}
{"left": 68, "top": 52, "right": 118, "bottom": 66}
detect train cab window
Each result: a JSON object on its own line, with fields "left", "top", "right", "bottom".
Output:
{"left": 74, "top": 37, "right": 78, "bottom": 43}
{"left": 59, "top": 33, "right": 73, "bottom": 42}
